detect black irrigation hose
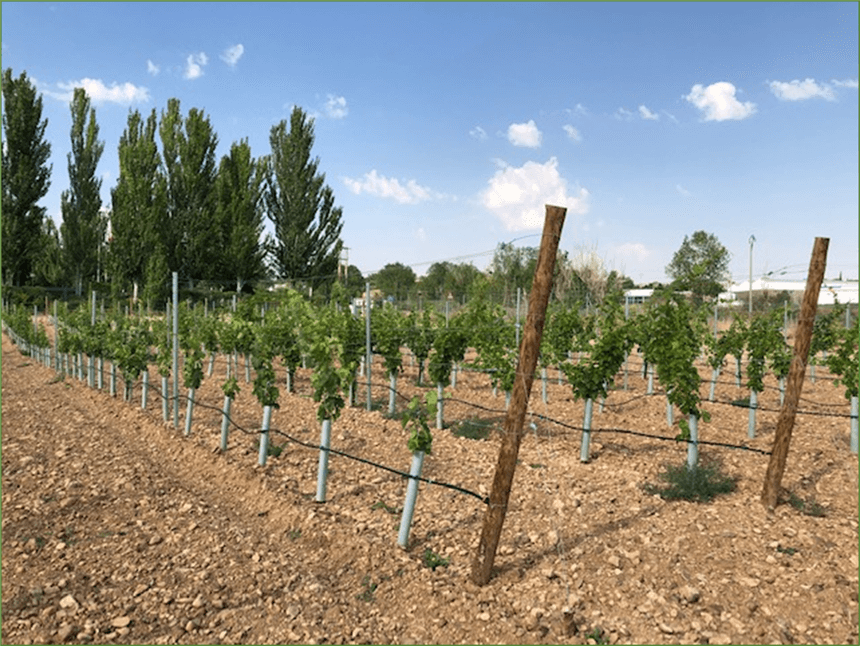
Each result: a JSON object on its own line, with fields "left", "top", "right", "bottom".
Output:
{"left": 523, "top": 411, "right": 774, "bottom": 456}
{"left": 706, "top": 397, "right": 855, "bottom": 419}
{"left": 443, "top": 379, "right": 852, "bottom": 421}
{"left": 137, "top": 383, "right": 491, "bottom": 506}
{"left": 10, "top": 333, "right": 850, "bottom": 482}
{"left": 444, "top": 395, "right": 774, "bottom": 455}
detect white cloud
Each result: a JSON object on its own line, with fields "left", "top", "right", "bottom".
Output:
{"left": 51, "top": 78, "right": 150, "bottom": 104}
{"left": 220, "top": 44, "right": 244, "bottom": 68}
{"left": 769, "top": 78, "right": 835, "bottom": 101}
{"left": 832, "top": 78, "right": 859, "bottom": 89}
{"left": 562, "top": 124, "right": 582, "bottom": 142}
{"left": 638, "top": 105, "right": 659, "bottom": 121}
{"left": 343, "top": 170, "right": 439, "bottom": 204}
{"left": 684, "top": 82, "right": 756, "bottom": 121}
{"left": 480, "top": 157, "right": 589, "bottom": 231}
{"left": 507, "top": 120, "right": 542, "bottom": 148}
{"left": 416, "top": 227, "right": 427, "bottom": 241}
{"left": 614, "top": 242, "right": 651, "bottom": 263}
{"left": 566, "top": 103, "right": 588, "bottom": 117}
{"left": 184, "top": 52, "right": 208, "bottom": 80}
{"left": 675, "top": 184, "right": 692, "bottom": 197}
{"left": 146, "top": 60, "right": 160, "bottom": 76}
{"left": 469, "top": 126, "right": 488, "bottom": 140}
{"left": 614, "top": 107, "right": 635, "bottom": 121}
{"left": 324, "top": 94, "right": 348, "bottom": 119}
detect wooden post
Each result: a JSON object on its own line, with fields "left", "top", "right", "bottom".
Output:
{"left": 761, "top": 237, "right": 828, "bottom": 509}
{"left": 471, "top": 205, "right": 566, "bottom": 586}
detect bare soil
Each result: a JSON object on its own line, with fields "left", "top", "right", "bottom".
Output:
{"left": 2, "top": 328, "right": 858, "bottom": 645}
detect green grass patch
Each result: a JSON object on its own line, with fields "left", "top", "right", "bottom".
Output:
{"left": 787, "top": 492, "right": 826, "bottom": 517}
{"left": 584, "top": 627, "right": 608, "bottom": 644}
{"left": 355, "top": 575, "right": 377, "bottom": 602}
{"left": 60, "top": 526, "right": 77, "bottom": 545}
{"left": 363, "top": 397, "right": 391, "bottom": 414}
{"left": 642, "top": 457, "right": 737, "bottom": 503}
{"left": 451, "top": 416, "right": 497, "bottom": 441}
{"left": 421, "top": 548, "right": 449, "bottom": 571}
{"left": 371, "top": 500, "right": 400, "bottom": 514}
{"left": 253, "top": 438, "right": 284, "bottom": 458}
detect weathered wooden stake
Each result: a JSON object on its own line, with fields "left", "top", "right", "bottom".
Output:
{"left": 761, "top": 237, "right": 828, "bottom": 509}
{"left": 471, "top": 205, "right": 566, "bottom": 586}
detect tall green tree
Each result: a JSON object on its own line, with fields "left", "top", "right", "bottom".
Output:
{"left": 110, "top": 108, "right": 166, "bottom": 299}
{"left": 489, "top": 242, "right": 539, "bottom": 306}
{"left": 665, "top": 230, "right": 731, "bottom": 302}
{"left": 448, "top": 262, "right": 482, "bottom": 302}
{"left": 265, "top": 107, "right": 343, "bottom": 292}
{"left": 422, "top": 261, "right": 455, "bottom": 300}
{"left": 33, "top": 217, "right": 63, "bottom": 286}
{"left": 60, "top": 87, "right": 106, "bottom": 295}
{"left": 214, "top": 139, "right": 268, "bottom": 292}
{"left": 159, "top": 98, "right": 219, "bottom": 285}
{"left": 421, "top": 261, "right": 481, "bottom": 303}
{"left": 2, "top": 68, "right": 53, "bottom": 286}
{"left": 342, "top": 264, "right": 365, "bottom": 298}
{"left": 372, "top": 262, "right": 416, "bottom": 302}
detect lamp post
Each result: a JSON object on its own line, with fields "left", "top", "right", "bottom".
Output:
{"left": 748, "top": 235, "right": 756, "bottom": 315}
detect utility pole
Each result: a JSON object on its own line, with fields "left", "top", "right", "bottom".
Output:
{"left": 339, "top": 247, "right": 350, "bottom": 285}
{"left": 471, "top": 205, "right": 566, "bottom": 586}
{"left": 748, "top": 235, "right": 756, "bottom": 315}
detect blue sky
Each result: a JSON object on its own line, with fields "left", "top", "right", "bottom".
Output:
{"left": 3, "top": 2, "right": 858, "bottom": 285}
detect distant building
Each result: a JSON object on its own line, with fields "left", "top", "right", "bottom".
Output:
{"left": 624, "top": 289, "right": 655, "bottom": 305}
{"left": 727, "top": 278, "right": 858, "bottom": 306}
{"left": 624, "top": 278, "right": 858, "bottom": 308}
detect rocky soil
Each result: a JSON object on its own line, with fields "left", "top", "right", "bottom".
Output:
{"left": 2, "top": 327, "right": 858, "bottom": 645}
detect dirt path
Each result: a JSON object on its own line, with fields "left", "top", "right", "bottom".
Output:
{"left": 2, "top": 330, "right": 858, "bottom": 645}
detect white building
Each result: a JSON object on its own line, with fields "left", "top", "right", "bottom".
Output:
{"left": 624, "top": 278, "right": 858, "bottom": 308}
{"left": 727, "top": 278, "right": 858, "bottom": 306}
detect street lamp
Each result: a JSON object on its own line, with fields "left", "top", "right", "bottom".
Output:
{"left": 748, "top": 235, "right": 756, "bottom": 314}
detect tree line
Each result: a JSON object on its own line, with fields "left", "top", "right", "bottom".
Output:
{"left": 2, "top": 68, "right": 343, "bottom": 303}
{"left": 3, "top": 67, "right": 734, "bottom": 310}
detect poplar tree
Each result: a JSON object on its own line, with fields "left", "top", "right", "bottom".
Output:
{"left": 60, "top": 87, "right": 106, "bottom": 295}
{"left": 214, "top": 139, "right": 268, "bottom": 292}
{"left": 159, "top": 98, "right": 219, "bottom": 285}
{"left": 33, "top": 217, "right": 63, "bottom": 287}
{"left": 110, "top": 108, "right": 166, "bottom": 300}
{"left": 265, "top": 107, "right": 343, "bottom": 292}
{"left": 1, "top": 68, "right": 53, "bottom": 286}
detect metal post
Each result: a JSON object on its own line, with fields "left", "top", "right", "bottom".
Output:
{"left": 366, "top": 281, "right": 372, "bottom": 412}
{"left": 53, "top": 301, "right": 59, "bottom": 372}
{"left": 172, "top": 272, "right": 179, "bottom": 428}
{"left": 515, "top": 287, "right": 521, "bottom": 349}
{"left": 748, "top": 235, "right": 755, "bottom": 315}
{"left": 714, "top": 302, "right": 718, "bottom": 340}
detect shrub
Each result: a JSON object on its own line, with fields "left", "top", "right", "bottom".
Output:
{"left": 643, "top": 457, "right": 737, "bottom": 503}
